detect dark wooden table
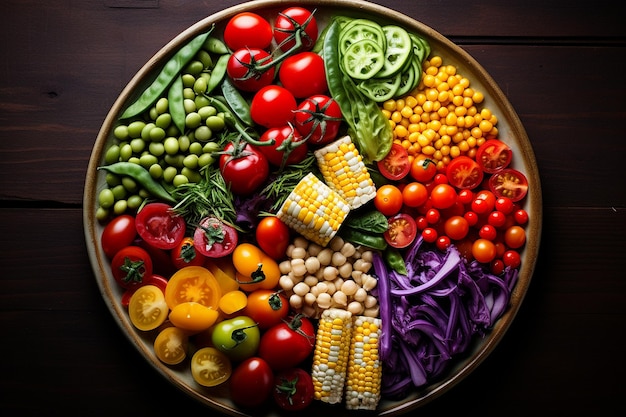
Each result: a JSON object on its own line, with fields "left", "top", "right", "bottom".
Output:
{"left": 1, "top": 0, "right": 625, "bottom": 415}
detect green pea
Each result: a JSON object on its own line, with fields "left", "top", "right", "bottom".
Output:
{"left": 193, "top": 77, "right": 207, "bottom": 94}
{"left": 178, "top": 135, "right": 191, "bottom": 152}
{"left": 105, "top": 173, "right": 121, "bottom": 187}
{"left": 113, "top": 199, "right": 128, "bottom": 215}
{"left": 198, "top": 153, "right": 215, "bottom": 167}
{"left": 199, "top": 72, "right": 211, "bottom": 84}
{"left": 155, "top": 113, "right": 172, "bottom": 129}
{"left": 164, "top": 154, "right": 185, "bottom": 168}
{"left": 128, "top": 156, "right": 141, "bottom": 165}
{"left": 149, "top": 106, "right": 158, "bottom": 121}
{"left": 128, "top": 121, "right": 146, "bottom": 138}
{"left": 198, "top": 105, "right": 216, "bottom": 120}
{"left": 183, "top": 88, "right": 195, "bottom": 100}
{"left": 183, "top": 98, "right": 196, "bottom": 114}
{"left": 111, "top": 184, "right": 127, "bottom": 200}
{"left": 130, "top": 138, "right": 146, "bottom": 153}
{"left": 185, "top": 60, "right": 204, "bottom": 76}
{"left": 98, "top": 188, "right": 115, "bottom": 208}
{"left": 173, "top": 174, "right": 189, "bottom": 187}
{"left": 139, "top": 153, "right": 158, "bottom": 168}
{"left": 105, "top": 145, "right": 121, "bottom": 164}
{"left": 195, "top": 95, "right": 211, "bottom": 110}
{"left": 138, "top": 188, "right": 150, "bottom": 198}
{"left": 185, "top": 112, "right": 202, "bottom": 129}
{"left": 155, "top": 97, "right": 169, "bottom": 114}
{"left": 189, "top": 142, "right": 203, "bottom": 155}
{"left": 149, "top": 163, "right": 163, "bottom": 179}
{"left": 206, "top": 115, "right": 225, "bottom": 131}
{"left": 182, "top": 73, "right": 196, "bottom": 88}
{"left": 196, "top": 50, "right": 213, "bottom": 69}
{"left": 121, "top": 176, "right": 138, "bottom": 192}
{"left": 163, "top": 166, "right": 178, "bottom": 183}
{"left": 194, "top": 125, "right": 212, "bottom": 142}
{"left": 149, "top": 126, "right": 166, "bottom": 142}
{"left": 181, "top": 167, "right": 201, "bottom": 183}
{"left": 114, "top": 125, "right": 129, "bottom": 140}
{"left": 183, "top": 153, "right": 199, "bottom": 169}
{"left": 96, "top": 206, "right": 110, "bottom": 222}
{"left": 148, "top": 141, "right": 165, "bottom": 157}
{"left": 164, "top": 137, "right": 180, "bottom": 155}
{"left": 119, "top": 143, "right": 133, "bottom": 161}
{"left": 203, "top": 141, "right": 220, "bottom": 153}
{"left": 127, "top": 194, "right": 144, "bottom": 210}
{"left": 141, "top": 122, "right": 156, "bottom": 141}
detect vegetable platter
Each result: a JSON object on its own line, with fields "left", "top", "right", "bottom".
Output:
{"left": 83, "top": 0, "right": 542, "bottom": 415}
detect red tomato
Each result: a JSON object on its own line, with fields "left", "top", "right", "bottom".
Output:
{"left": 244, "top": 289, "right": 289, "bottom": 330}
{"left": 171, "top": 236, "right": 206, "bottom": 269}
{"left": 258, "top": 315, "right": 315, "bottom": 371}
{"left": 250, "top": 85, "right": 297, "bottom": 128}
{"left": 219, "top": 142, "right": 269, "bottom": 195}
{"left": 101, "top": 214, "right": 136, "bottom": 258}
{"left": 272, "top": 368, "right": 315, "bottom": 411}
{"left": 457, "top": 189, "right": 475, "bottom": 205}
{"left": 504, "top": 225, "right": 526, "bottom": 248}
{"left": 255, "top": 216, "right": 291, "bottom": 260}
{"left": 471, "top": 190, "right": 497, "bottom": 214}
{"left": 223, "top": 12, "right": 273, "bottom": 50}
{"left": 444, "top": 215, "right": 469, "bottom": 241}
{"left": 421, "top": 227, "right": 438, "bottom": 243}
{"left": 227, "top": 48, "right": 275, "bottom": 92}
{"left": 110, "top": 246, "right": 153, "bottom": 289}
{"left": 258, "top": 125, "right": 308, "bottom": 167}
{"left": 402, "top": 182, "right": 428, "bottom": 208}
{"left": 472, "top": 238, "right": 497, "bottom": 263}
{"left": 293, "top": 94, "right": 342, "bottom": 145}
{"left": 503, "top": 250, "right": 521, "bottom": 268}
{"left": 429, "top": 183, "right": 457, "bottom": 209}
{"left": 436, "top": 235, "right": 451, "bottom": 251}
{"left": 279, "top": 52, "right": 327, "bottom": 98}
{"left": 377, "top": 143, "right": 410, "bottom": 180}
{"left": 135, "top": 203, "right": 186, "bottom": 250}
{"left": 273, "top": 7, "right": 318, "bottom": 52}
{"left": 495, "top": 196, "right": 514, "bottom": 214}
{"left": 489, "top": 168, "right": 529, "bottom": 202}
{"left": 230, "top": 357, "right": 274, "bottom": 408}
{"left": 120, "top": 274, "right": 168, "bottom": 307}
{"left": 193, "top": 216, "right": 238, "bottom": 258}
{"left": 446, "top": 155, "right": 484, "bottom": 189}
{"left": 384, "top": 213, "right": 417, "bottom": 249}
{"left": 514, "top": 208, "right": 529, "bottom": 225}
{"left": 410, "top": 157, "right": 437, "bottom": 183}
{"left": 475, "top": 139, "right": 512, "bottom": 173}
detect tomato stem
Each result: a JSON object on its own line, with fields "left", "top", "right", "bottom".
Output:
{"left": 119, "top": 256, "right": 146, "bottom": 284}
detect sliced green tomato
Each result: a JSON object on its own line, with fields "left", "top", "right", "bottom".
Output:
{"left": 410, "top": 33, "right": 431, "bottom": 62}
{"left": 357, "top": 73, "right": 402, "bottom": 102}
{"left": 377, "top": 25, "right": 413, "bottom": 78}
{"left": 342, "top": 38, "right": 385, "bottom": 80}
{"left": 338, "top": 19, "right": 386, "bottom": 55}
{"left": 395, "top": 56, "right": 422, "bottom": 97}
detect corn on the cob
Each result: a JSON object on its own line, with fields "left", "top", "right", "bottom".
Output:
{"left": 314, "top": 136, "right": 376, "bottom": 209}
{"left": 277, "top": 173, "right": 351, "bottom": 247}
{"left": 311, "top": 308, "right": 353, "bottom": 404}
{"left": 345, "top": 316, "right": 382, "bottom": 410}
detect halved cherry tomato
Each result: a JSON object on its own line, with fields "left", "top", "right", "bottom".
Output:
{"left": 250, "top": 85, "right": 297, "bottom": 128}
{"left": 230, "top": 357, "right": 274, "bottom": 407}
{"left": 121, "top": 273, "right": 168, "bottom": 307}
{"left": 255, "top": 216, "right": 291, "bottom": 260}
{"left": 279, "top": 52, "right": 327, "bottom": 98}
{"left": 475, "top": 139, "right": 512, "bottom": 173}
{"left": 488, "top": 168, "right": 529, "bottom": 202}
{"left": 111, "top": 245, "right": 153, "bottom": 289}
{"left": 410, "top": 157, "right": 437, "bottom": 182}
{"left": 164, "top": 265, "right": 222, "bottom": 310}
{"left": 232, "top": 243, "right": 281, "bottom": 292}
{"left": 193, "top": 216, "right": 238, "bottom": 258}
{"left": 154, "top": 326, "right": 189, "bottom": 365}
{"left": 171, "top": 237, "right": 206, "bottom": 269}
{"left": 273, "top": 7, "right": 318, "bottom": 52}
{"left": 101, "top": 214, "right": 136, "bottom": 258}
{"left": 258, "top": 125, "right": 308, "bottom": 167}
{"left": 227, "top": 48, "right": 275, "bottom": 92}
{"left": 293, "top": 94, "right": 342, "bottom": 146}
{"left": 377, "top": 143, "right": 410, "bottom": 180}
{"left": 219, "top": 141, "right": 269, "bottom": 195}
{"left": 273, "top": 368, "right": 315, "bottom": 411}
{"left": 258, "top": 315, "right": 315, "bottom": 371}
{"left": 446, "top": 155, "right": 484, "bottom": 189}
{"left": 223, "top": 12, "right": 273, "bottom": 50}
{"left": 128, "top": 284, "right": 169, "bottom": 331}
{"left": 168, "top": 301, "right": 219, "bottom": 333}
{"left": 244, "top": 289, "right": 289, "bottom": 330}
{"left": 384, "top": 213, "right": 417, "bottom": 249}
{"left": 374, "top": 184, "right": 403, "bottom": 216}
{"left": 135, "top": 203, "right": 186, "bottom": 250}
{"left": 190, "top": 347, "right": 232, "bottom": 387}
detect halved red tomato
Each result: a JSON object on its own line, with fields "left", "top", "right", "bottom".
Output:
{"left": 377, "top": 143, "right": 410, "bottom": 180}
{"left": 475, "top": 139, "right": 512, "bottom": 173}
{"left": 135, "top": 203, "right": 186, "bottom": 250}
{"left": 193, "top": 216, "right": 238, "bottom": 258}
{"left": 384, "top": 213, "right": 417, "bottom": 248}
{"left": 488, "top": 168, "right": 529, "bottom": 202}
{"left": 446, "top": 155, "right": 483, "bottom": 189}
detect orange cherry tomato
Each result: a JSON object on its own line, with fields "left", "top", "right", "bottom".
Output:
{"left": 472, "top": 239, "right": 497, "bottom": 263}
{"left": 232, "top": 243, "right": 281, "bottom": 292}
{"left": 374, "top": 184, "right": 403, "bottom": 216}
{"left": 402, "top": 182, "right": 429, "bottom": 208}
{"left": 154, "top": 326, "right": 189, "bottom": 365}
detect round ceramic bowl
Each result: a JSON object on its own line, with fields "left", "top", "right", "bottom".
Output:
{"left": 84, "top": 0, "right": 542, "bottom": 415}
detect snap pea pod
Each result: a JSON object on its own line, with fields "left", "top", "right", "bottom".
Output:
{"left": 220, "top": 77, "right": 254, "bottom": 127}
{"left": 339, "top": 226, "right": 388, "bottom": 251}
{"left": 384, "top": 247, "right": 408, "bottom": 275}
{"left": 120, "top": 27, "right": 213, "bottom": 120}
{"left": 98, "top": 162, "right": 177, "bottom": 204}
{"left": 206, "top": 53, "right": 229, "bottom": 94}
{"left": 168, "top": 74, "right": 186, "bottom": 133}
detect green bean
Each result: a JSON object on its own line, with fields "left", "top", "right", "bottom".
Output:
{"left": 220, "top": 77, "right": 253, "bottom": 127}
{"left": 206, "top": 54, "right": 229, "bottom": 94}
{"left": 98, "top": 161, "right": 177, "bottom": 204}
{"left": 168, "top": 74, "right": 186, "bottom": 134}
{"left": 120, "top": 28, "right": 213, "bottom": 120}
{"left": 204, "top": 36, "right": 228, "bottom": 55}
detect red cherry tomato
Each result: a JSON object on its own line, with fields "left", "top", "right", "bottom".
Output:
{"left": 475, "top": 139, "right": 512, "bottom": 173}
{"left": 227, "top": 48, "right": 275, "bottom": 92}
{"left": 135, "top": 203, "right": 186, "bottom": 250}
{"left": 293, "top": 94, "right": 342, "bottom": 145}
{"left": 250, "top": 85, "right": 297, "bottom": 128}
{"left": 272, "top": 368, "right": 315, "bottom": 411}
{"left": 223, "top": 12, "right": 273, "bottom": 50}
{"left": 429, "top": 183, "right": 457, "bottom": 209}
{"left": 279, "top": 52, "right": 327, "bottom": 98}
{"left": 421, "top": 227, "right": 438, "bottom": 243}
{"left": 219, "top": 142, "right": 269, "bottom": 195}
{"left": 504, "top": 225, "right": 527, "bottom": 249}
{"left": 495, "top": 196, "right": 514, "bottom": 214}
{"left": 502, "top": 250, "right": 522, "bottom": 268}
{"left": 489, "top": 168, "right": 529, "bottom": 202}
{"left": 110, "top": 246, "right": 153, "bottom": 289}
{"left": 410, "top": 157, "right": 437, "bottom": 182}
{"left": 436, "top": 235, "right": 451, "bottom": 251}
{"left": 258, "top": 315, "right": 315, "bottom": 371}
{"left": 255, "top": 216, "right": 291, "bottom": 260}
{"left": 471, "top": 190, "right": 497, "bottom": 214}
{"left": 446, "top": 155, "right": 484, "bottom": 189}
{"left": 384, "top": 213, "right": 417, "bottom": 249}
{"left": 514, "top": 208, "right": 529, "bottom": 225}
{"left": 244, "top": 289, "right": 289, "bottom": 330}
{"left": 101, "top": 214, "right": 136, "bottom": 258}
{"left": 402, "top": 182, "right": 429, "bottom": 208}
{"left": 258, "top": 125, "right": 308, "bottom": 167}
{"left": 444, "top": 215, "right": 470, "bottom": 241}
{"left": 273, "top": 7, "right": 318, "bottom": 52}
{"left": 193, "top": 216, "right": 238, "bottom": 258}
{"left": 479, "top": 224, "right": 497, "bottom": 241}
{"left": 377, "top": 143, "right": 410, "bottom": 180}
{"left": 230, "top": 357, "right": 274, "bottom": 408}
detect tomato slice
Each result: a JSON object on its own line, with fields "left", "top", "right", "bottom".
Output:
{"left": 154, "top": 326, "right": 189, "bottom": 365}
{"left": 377, "top": 143, "right": 410, "bottom": 180}
{"left": 128, "top": 285, "right": 169, "bottom": 331}
{"left": 168, "top": 301, "right": 219, "bottom": 332}
{"left": 135, "top": 203, "right": 186, "bottom": 250}
{"left": 446, "top": 156, "right": 484, "bottom": 189}
{"left": 190, "top": 347, "right": 232, "bottom": 387}
{"left": 475, "top": 139, "right": 512, "bottom": 173}
{"left": 193, "top": 216, "right": 238, "bottom": 258}
{"left": 384, "top": 213, "right": 417, "bottom": 248}
{"left": 164, "top": 265, "right": 222, "bottom": 310}
{"left": 488, "top": 168, "right": 529, "bottom": 202}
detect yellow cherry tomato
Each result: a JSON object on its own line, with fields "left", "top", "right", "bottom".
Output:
{"left": 128, "top": 285, "right": 169, "bottom": 331}
{"left": 190, "top": 347, "right": 232, "bottom": 387}
{"left": 153, "top": 326, "right": 189, "bottom": 365}
{"left": 232, "top": 243, "right": 280, "bottom": 292}
{"left": 168, "top": 301, "right": 219, "bottom": 333}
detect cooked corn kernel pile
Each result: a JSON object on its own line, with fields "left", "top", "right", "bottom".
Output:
{"left": 381, "top": 55, "right": 500, "bottom": 171}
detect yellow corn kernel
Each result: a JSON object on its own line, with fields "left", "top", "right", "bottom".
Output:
{"left": 345, "top": 316, "right": 382, "bottom": 410}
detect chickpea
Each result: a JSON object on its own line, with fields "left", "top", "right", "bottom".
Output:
{"left": 347, "top": 301, "right": 364, "bottom": 315}
{"left": 303, "top": 275, "right": 318, "bottom": 287}
{"left": 331, "top": 251, "right": 347, "bottom": 266}
{"left": 307, "top": 242, "right": 322, "bottom": 256}
{"left": 329, "top": 236, "right": 345, "bottom": 251}
{"left": 317, "top": 292, "right": 332, "bottom": 309}
{"left": 290, "top": 246, "right": 307, "bottom": 260}
{"left": 290, "top": 294, "right": 303, "bottom": 309}
{"left": 304, "top": 292, "right": 317, "bottom": 306}
{"left": 362, "top": 274, "right": 378, "bottom": 291}
{"left": 279, "top": 260, "right": 292, "bottom": 275}
{"left": 341, "top": 279, "right": 358, "bottom": 296}
{"left": 317, "top": 248, "right": 333, "bottom": 265}
{"left": 305, "top": 257, "right": 321, "bottom": 274}
{"left": 291, "top": 258, "right": 307, "bottom": 277}
{"left": 354, "top": 287, "right": 367, "bottom": 302}
{"left": 323, "top": 266, "right": 339, "bottom": 281}
{"left": 293, "top": 282, "right": 310, "bottom": 297}
{"left": 338, "top": 262, "right": 353, "bottom": 278}
{"left": 364, "top": 295, "right": 378, "bottom": 309}
{"left": 293, "top": 236, "right": 309, "bottom": 249}
{"left": 340, "top": 242, "right": 356, "bottom": 258}
{"left": 279, "top": 275, "right": 294, "bottom": 291}
{"left": 332, "top": 291, "right": 348, "bottom": 307}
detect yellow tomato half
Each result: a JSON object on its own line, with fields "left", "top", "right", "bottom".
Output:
{"left": 168, "top": 301, "right": 219, "bottom": 333}
{"left": 153, "top": 326, "right": 189, "bottom": 365}
{"left": 128, "top": 285, "right": 169, "bottom": 331}
{"left": 190, "top": 347, "right": 232, "bottom": 387}
{"left": 164, "top": 266, "right": 221, "bottom": 310}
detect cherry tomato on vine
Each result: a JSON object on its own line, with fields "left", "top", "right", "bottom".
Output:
{"left": 171, "top": 236, "right": 206, "bottom": 269}
{"left": 258, "top": 125, "right": 308, "bottom": 167}
{"left": 244, "top": 289, "right": 289, "bottom": 330}
{"left": 111, "top": 245, "right": 153, "bottom": 289}
{"left": 377, "top": 143, "right": 410, "bottom": 180}
{"left": 212, "top": 315, "right": 261, "bottom": 362}
{"left": 273, "top": 7, "right": 318, "bottom": 52}
{"left": 101, "top": 214, "right": 136, "bottom": 258}
{"left": 279, "top": 52, "right": 327, "bottom": 98}
{"left": 230, "top": 357, "right": 274, "bottom": 407}
{"left": 272, "top": 368, "right": 315, "bottom": 411}
{"left": 293, "top": 94, "right": 342, "bottom": 145}
{"left": 475, "top": 139, "right": 512, "bottom": 173}
{"left": 410, "top": 157, "right": 437, "bottom": 182}
{"left": 384, "top": 213, "right": 417, "bottom": 249}
{"left": 374, "top": 184, "right": 403, "bottom": 216}
{"left": 446, "top": 155, "right": 484, "bottom": 189}
{"left": 219, "top": 142, "right": 269, "bottom": 196}
{"left": 489, "top": 168, "right": 529, "bottom": 202}
{"left": 224, "top": 12, "right": 273, "bottom": 50}
{"left": 258, "top": 315, "right": 315, "bottom": 371}
{"left": 227, "top": 48, "right": 275, "bottom": 92}
{"left": 135, "top": 203, "right": 186, "bottom": 250}
{"left": 250, "top": 85, "right": 297, "bottom": 128}
{"left": 193, "top": 216, "right": 238, "bottom": 258}
{"left": 256, "top": 216, "right": 291, "bottom": 260}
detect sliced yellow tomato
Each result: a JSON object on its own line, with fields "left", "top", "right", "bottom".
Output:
{"left": 205, "top": 259, "right": 239, "bottom": 294}
{"left": 128, "top": 285, "right": 169, "bottom": 331}
{"left": 153, "top": 326, "right": 189, "bottom": 365}
{"left": 190, "top": 347, "right": 232, "bottom": 387}
{"left": 218, "top": 290, "right": 248, "bottom": 315}
{"left": 168, "top": 301, "right": 219, "bottom": 333}
{"left": 164, "top": 266, "right": 221, "bottom": 310}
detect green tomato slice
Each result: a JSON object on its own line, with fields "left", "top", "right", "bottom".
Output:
{"left": 341, "top": 38, "right": 386, "bottom": 80}
{"left": 339, "top": 19, "right": 386, "bottom": 55}
{"left": 377, "top": 25, "right": 413, "bottom": 78}
{"left": 357, "top": 73, "right": 402, "bottom": 102}
{"left": 409, "top": 33, "right": 431, "bottom": 63}
{"left": 395, "top": 56, "right": 422, "bottom": 97}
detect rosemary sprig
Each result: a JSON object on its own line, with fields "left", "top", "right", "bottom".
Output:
{"left": 261, "top": 152, "right": 319, "bottom": 211}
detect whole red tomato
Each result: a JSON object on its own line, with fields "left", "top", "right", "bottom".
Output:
{"left": 279, "top": 52, "right": 327, "bottom": 98}
{"left": 101, "top": 214, "right": 136, "bottom": 258}
{"left": 223, "top": 12, "right": 273, "bottom": 50}
{"left": 219, "top": 141, "right": 269, "bottom": 195}
{"left": 227, "top": 48, "right": 275, "bottom": 92}
{"left": 294, "top": 94, "right": 342, "bottom": 146}
{"left": 258, "top": 125, "right": 308, "bottom": 167}
{"left": 255, "top": 216, "right": 291, "bottom": 260}
{"left": 272, "top": 368, "right": 315, "bottom": 411}
{"left": 230, "top": 357, "right": 274, "bottom": 408}
{"left": 258, "top": 315, "right": 315, "bottom": 371}
{"left": 273, "top": 7, "right": 318, "bottom": 52}
{"left": 110, "top": 246, "right": 153, "bottom": 289}
{"left": 250, "top": 85, "right": 297, "bottom": 128}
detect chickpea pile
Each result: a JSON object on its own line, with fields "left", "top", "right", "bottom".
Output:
{"left": 277, "top": 236, "right": 379, "bottom": 319}
{"left": 381, "top": 55, "right": 499, "bottom": 171}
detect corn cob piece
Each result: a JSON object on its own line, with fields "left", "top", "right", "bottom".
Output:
{"left": 345, "top": 316, "right": 382, "bottom": 410}
{"left": 314, "top": 135, "right": 376, "bottom": 209}
{"left": 311, "top": 308, "right": 353, "bottom": 404}
{"left": 277, "top": 172, "right": 351, "bottom": 247}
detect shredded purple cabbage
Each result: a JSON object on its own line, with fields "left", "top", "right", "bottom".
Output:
{"left": 373, "top": 237, "right": 519, "bottom": 399}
